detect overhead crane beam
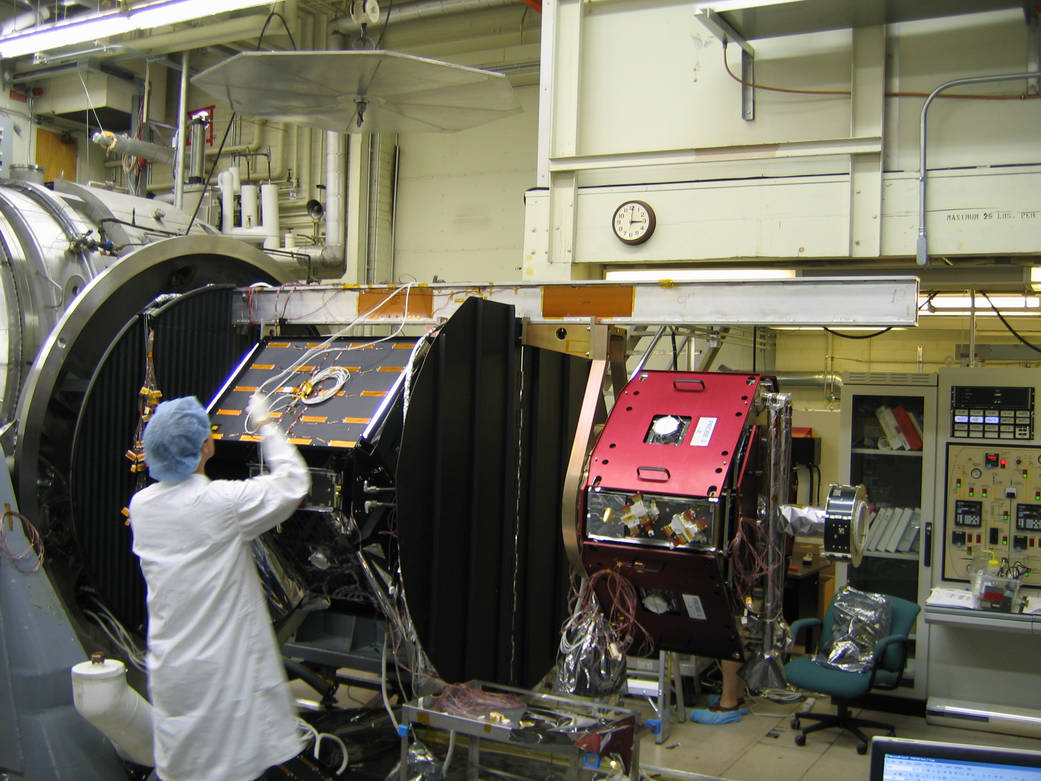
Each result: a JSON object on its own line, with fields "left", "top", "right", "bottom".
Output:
{"left": 232, "top": 277, "right": 919, "bottom": 328}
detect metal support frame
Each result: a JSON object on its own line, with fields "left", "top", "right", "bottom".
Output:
{"left": 232, "top": 278, "right": 920, "bottom": 328}
{"left": 561, "top": 325, "right": 626, "bottom": 572}
{"left": 694, "top": 8, "right": 755, "bottom": 121}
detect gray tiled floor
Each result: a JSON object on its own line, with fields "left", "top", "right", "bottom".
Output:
{"left": 636, "top": 693, "right": 1041, "bottom": 781}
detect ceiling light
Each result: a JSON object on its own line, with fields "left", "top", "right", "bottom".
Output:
{"left": 605, "top": 268, "right": 796, "bottom": 282}
{"left": 1031, "top": 267, "right": 1041, "bottom": 292}
{"left": 692, "top": 0, "right": 808, "bottom": 12}
{"left": 0, "top": 0, "right": 270, "bottom": 60}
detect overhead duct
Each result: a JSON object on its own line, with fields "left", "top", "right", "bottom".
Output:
{"left": 92, "top": 131, "right": 174, "bottom": 165}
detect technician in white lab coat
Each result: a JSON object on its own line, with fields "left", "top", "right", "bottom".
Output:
{"left": 130, "top": 395, "right": 319, "bottom": 781}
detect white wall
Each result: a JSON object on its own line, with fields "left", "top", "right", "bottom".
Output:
{"left": 393, "top": 84, "right": 540, "bottom": 283}
{"left": 527, "top": 3, "right": 1041, "bottom": 274}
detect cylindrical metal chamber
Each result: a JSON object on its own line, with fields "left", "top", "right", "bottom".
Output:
{"left": 0, "top": 178, "right": 219, "bottom": 425}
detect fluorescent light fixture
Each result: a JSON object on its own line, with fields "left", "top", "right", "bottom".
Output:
{"left": 1032, "top": 267, "right": 1041, "bottom": 292}
{"left": 0, "top": 0, "right": 270, "bottom": 59}
{"left": 605, "top": 268, "right": 796, "bottom": 283}
{"left": 692, "top": 0, "right": 808, "bottom": 12}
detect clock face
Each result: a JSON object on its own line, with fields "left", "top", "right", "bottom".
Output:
{"left": 612, "top": 200, "right": 656, "bottom": 245}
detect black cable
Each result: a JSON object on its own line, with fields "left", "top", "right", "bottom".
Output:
{"left": 257, "top": 11, "right": 299, "bottom": 51}
{"left": 375, "top": 0, "right": 394, "bottom": 49}
{"left": 980, "top": 291, "right": 1041, "bottom": 356}
{"left": 670, "top": 329, "right": 678, "bottom": 371}
{"left": 823, "top": 326, "right": 892, "bottom": 339}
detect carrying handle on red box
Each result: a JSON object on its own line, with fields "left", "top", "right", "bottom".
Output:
{"left": 628, "top": 560, "right": 664, "bottom": 574}
{"left": 636, "top": 466, "right": 670, "bottom": 482}
{"left": 673, "top": 378, "right": 706, "bottom": 392}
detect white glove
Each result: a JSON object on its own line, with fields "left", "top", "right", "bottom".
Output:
{"left": 248, "top": 393, "right": 272, "bottom": 427}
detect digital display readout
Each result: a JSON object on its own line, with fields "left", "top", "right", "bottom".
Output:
{"left": 1016, "top": 503, "right": 1041, "bottom": 532}
{"left": 954, "top": 499, "right": 983, "bottom": 527}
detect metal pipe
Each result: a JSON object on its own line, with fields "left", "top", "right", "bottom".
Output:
{"left": 917, "top": 71, "right": 1039, "bottom": 266}
{"left": 331, "top": 0, "right": 516, "bottom": 34}
{"left": 325, "top": 131, "right": 346, "bottom": 249}
{"left": 173, "top": 51, "right": 189, "bottom": 210}
{"left": 969, "top": 289, "right": 976, "bottom": 367}
{"left": 187, "top": 117, "right": 206, "bottom": 182}
{"left": 91, "top": 131, "right": 173, "bottom": 165}
{"left": 628, "top": 325, "right": 666, "bottom": 381}
{"left": 764, "top": 392, "right": 792, "bottom": 654}
{"left": 142, "top": 60, "right": 150, "bottom": 121}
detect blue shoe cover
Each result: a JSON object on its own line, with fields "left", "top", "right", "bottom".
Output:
{"left": 689, "top": 707, "right": 747, "bottom": 724}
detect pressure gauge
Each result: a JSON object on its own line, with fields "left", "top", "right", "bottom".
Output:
{"left": 612, "top": 200, "right": 656, "bottom": 245}
{"left": 971, "top": 468, "right": 982, "bottom": 479}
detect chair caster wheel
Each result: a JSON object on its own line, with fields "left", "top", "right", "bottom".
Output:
{"left": 795, "top": 734, "right": 806, "bottom": 746}
{"left": 857, "top": 744, "right": 868, "bottom": 755}
{"left": 791, "top": 717, "right": 800, "bottom": 730}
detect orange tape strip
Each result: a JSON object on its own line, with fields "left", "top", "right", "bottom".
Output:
{"left": 234, "top": 386, "right": 258, "bottom": 393}
{"left": 343, "top": 417, "right": 370, "bottom": 424}
{"left": 362, "top": 391, "right": 387, "bottom": 397}
{"left": 301, "top": 416, "right": 327, "bottom": 423}
{"left": 328, "top": 440, "right": 357, "bottom": 448}
{"left": 541, "top": 285, "right": 634, "bottom": 318}
{"left": 289, "top": 437, "right": 312, "bottom": 446}
{"left": 358, "top": 287, "right": 433, "bottom": 319}
{"left": 217, "top": 409, "right": 241, "bottom": 416}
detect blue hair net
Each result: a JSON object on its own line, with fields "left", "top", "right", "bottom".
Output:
{"left": 143, "top": 396, "right": 211, "bottom": 483}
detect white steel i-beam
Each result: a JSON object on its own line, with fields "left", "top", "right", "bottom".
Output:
{"left": 232, "top": 277, "right": 919, "bottom": 328}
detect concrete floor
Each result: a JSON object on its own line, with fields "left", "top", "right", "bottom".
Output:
{"left": 293, "top": 678, "right": 1041, "bottom": 780}
{"left": 636, "top": 692, "right": 1041, "bottom": 781}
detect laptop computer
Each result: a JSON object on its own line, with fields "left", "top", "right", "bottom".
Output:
{"left": 870, "top": 736, "right": 1041, "bottom": 781}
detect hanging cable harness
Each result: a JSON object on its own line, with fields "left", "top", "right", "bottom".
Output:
{"left": 122, "top": 326, "right": 162, "bottom": 524}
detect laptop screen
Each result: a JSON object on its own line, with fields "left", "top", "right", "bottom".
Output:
{"left": 871, "top": 738, "right": 1041, "bottom": 781}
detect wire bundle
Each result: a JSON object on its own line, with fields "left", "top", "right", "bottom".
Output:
{"left": 556, "top": 570, "right": 651, "bottom": 696}
{"left": 244, "top": 282, "right": 418, "bottom": 435}
{"left": 430, "top": 683, "right": 526, "bottom": 721}
{"left": 997, "top": 558, "right": 1032, "bottom": 581}
{"left": 296, "top": 718, "right": 349, "bottom": 775}
{"left": 728, "top": 514, "right": 771, "bottom": 608}
{"left": 82, "top": 593, "right": 146, "bottom": 672}
{"left": 0, "top": 509, "right": 44, "bottom": 573}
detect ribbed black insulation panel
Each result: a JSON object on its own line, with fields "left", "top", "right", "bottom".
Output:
{"left": 69, "top": 287, "right": 256, "bottom": 633}
{"left": 396, "top": 297, "right": 589, "bottom": 687}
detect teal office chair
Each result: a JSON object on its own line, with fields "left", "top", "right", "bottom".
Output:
{"left": 785, "top": 592, "right": 921, "bottom": 754}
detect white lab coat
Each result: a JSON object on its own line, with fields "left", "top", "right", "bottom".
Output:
{"left": 130, "top": 423, "right": 311, "bottom": 781}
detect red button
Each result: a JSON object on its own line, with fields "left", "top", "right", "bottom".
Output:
{"left": 976, "top": 534, "right": 982, "bottom": 543}
{"left": 1031, "top": 538, "right": 1036, "bottom": 548}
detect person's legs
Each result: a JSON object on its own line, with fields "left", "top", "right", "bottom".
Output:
{"left": 714, "top": 659, "right": 745, "bottom": 711}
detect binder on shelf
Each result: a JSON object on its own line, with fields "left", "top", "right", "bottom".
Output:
{"left": 866, "top": 506, "right": 894, "bottom": 551}
{"left": 891, "top": 405, "right": 923, "bottom": 451}
{"left": 897, "top": 509, "right": 921, "bottom": 553}
{"left": 874, "top": 406, "right": 909, "bottom": 450}
{"left": 883, "top": 508, "right": 912, "bottom": 552}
